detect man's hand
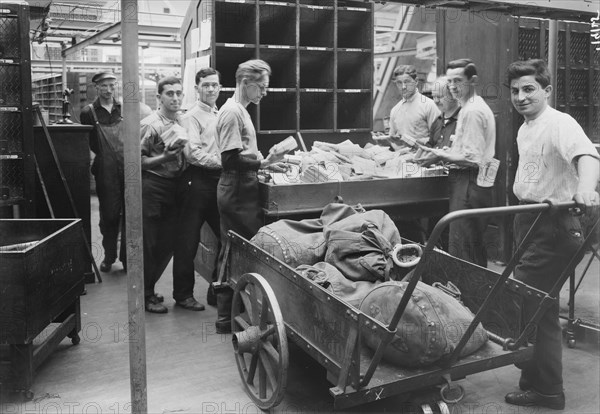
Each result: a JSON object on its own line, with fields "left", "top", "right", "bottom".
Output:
{"left": 573, "top": 190, "right": 600, "bottom": 209}
{"left": 267, "top": 162, "right": 289, "bottom": 173}
{"left": 163, "top": 144, "right": 183, "bottom": 161}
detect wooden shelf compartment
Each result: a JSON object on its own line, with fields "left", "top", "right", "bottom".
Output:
{"left": 258, "top": 2, "right": 296, "bottom": 47}
{"left": 299, "top": 6, "right": 334, "bottom": 48}
{"left": 259, "top": 91, "right": 297, "bottom": 131}
{"left": 300, "top": 92, "right": 334, "bottom": 130}
{"left": 337, "top": 91, "right": 371, "bottom": 130}
{"left": 337, "top": 50, "right": 371, "bottom": 89}
{"left": 300, "top": 50, "right": 334, "bottom": 89}
{"left": 0, "top": 110, "right": 23, "bottom": 154}
{"left": 258, "top": 47, "right": 297, "bottom": 89}
{"left": 215, "top": 0, "right": 257, "bottom": 45}
{"left": 337, "top": 6, "right": 372, "bottom": 50}
{"left": 214, "top": 46, "right": 258, "bottom": 88}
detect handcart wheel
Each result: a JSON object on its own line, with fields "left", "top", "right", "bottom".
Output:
{"left": 70, "top": 332, "right": 81, "bottom": 345}
{"left": 420, "top": 403, "right": 434, "bottom": 414}
{"left": 231, "top": 273, "right": 289, "bottom": 410}
{"left": 437, "top": 400, "right": 451, "bottom": 414}
{"left": 440, "top": 381, "right": 465, "bottom": 404}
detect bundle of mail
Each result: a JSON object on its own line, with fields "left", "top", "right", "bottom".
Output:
{"left": 269, "top": 139, "right": 445, "bottom": 185}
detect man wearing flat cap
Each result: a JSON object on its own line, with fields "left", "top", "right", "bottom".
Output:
{"left": 80, "top": 72, "right": 127, "bottom": 273}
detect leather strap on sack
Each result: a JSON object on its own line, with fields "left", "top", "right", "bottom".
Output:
{"left": 432, "top": 281, "right": 462, "bottom": 301}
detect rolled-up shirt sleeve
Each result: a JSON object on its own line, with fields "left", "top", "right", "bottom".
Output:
{"left": 140, "top": 123, "right": 159, "bottom": 157}
{"left": 216, "top": 109, "right": 243, "bottom": 153}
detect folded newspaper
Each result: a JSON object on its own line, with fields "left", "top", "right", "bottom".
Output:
{"left": 160, "top": 124, "right": 189, "bottom": 150}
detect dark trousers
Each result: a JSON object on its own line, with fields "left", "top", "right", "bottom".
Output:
{"left": 172, "top": 166, "right": 221, "bottom": 302}
{"left": 215, "top": 170, "right": 262, "bottom": 326}
{"left": 514, "top": 209, "right": 584, "bottom": 395}
{"left": 142, "top": 172, "right": 182, "bottom": 298}
{"left": 93, "top": 155, "right": 126, "bottom": 265}
{"left": 448, "top": 168, "right": 493, "bottom": 267}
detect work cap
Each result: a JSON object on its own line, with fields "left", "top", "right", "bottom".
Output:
{"left": 92, "top": 72, "right": 117, "bottom": 83}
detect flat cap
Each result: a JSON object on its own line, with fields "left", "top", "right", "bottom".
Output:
{"left": 92, "top": 72, "right": 117, "bottom": 83}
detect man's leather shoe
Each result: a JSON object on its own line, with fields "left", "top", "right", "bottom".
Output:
{"left": 145, "top": 296, "right": 168, "bottom": 314}
{"left": 153, "top": 293, "right": 164, "bottom": 303}
{"left": 176, "top": 297, "right": 205, "bottom": 311}
{"left": 99, "top": 261, "right": 112, "bottom": 272}
{"left": 505, "top": 390, "right": 565, "bottom": 410}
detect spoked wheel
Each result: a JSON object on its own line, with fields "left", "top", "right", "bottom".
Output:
{"left": 231, "top": 273, "right": 289, "bottom": 410}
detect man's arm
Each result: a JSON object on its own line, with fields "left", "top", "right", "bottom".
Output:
{"left": 140, "top": 123, "right": 182, "bottom": 171}
{"left": 182, "top": 116, "right": 221, "bottom": 169}
{"left": 573, "top": 155, "right": 600, "bottom": 207}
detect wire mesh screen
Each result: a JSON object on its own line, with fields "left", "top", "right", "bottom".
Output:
{"left": 518, "top": 28, "right": 540, "bottom": 60}
{"left": 570, "top": 69, "right": 588, "bottom": 102}
{"left": 558, "top": 31, "right": 566, "bottom": 64}
{"left": 0, "top": 159, "right": 24, "bottom": 200}
{"left": 0, "top": 65, "right": 22, "bottom": 106}
{"left": 570, "top": 32, "right": 589, "bottom": 65}
{"left": 593, "top": 107, "right": 599, "bottom": 143}
{"left": 556, "top": 69, "right": 566, "bottom": 102}
{"left": 0, "top": 16, "right": 20, "bottom": 60}
{"left": 594, "top": 70, "right": 600, "bottom": 105}
{"left": 0, "top": 111, "right": 22, "bottom": 153}
{"left": 568, "top": 106, "right": 588, "bottom": 130}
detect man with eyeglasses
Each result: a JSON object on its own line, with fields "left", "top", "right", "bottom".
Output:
{"left": 388, "top": 65, "right": 440, "bottom": 147}
{"left": 171, "top": 68, "right": 223, "bottom": 311}
{"left": 80, "top": 72, "right": 127, "bottom": 274}
{"left": 140, "top": 76, "right": 188, "bottom": 314}
{"left": 213, "top": 59, "right": 287, "bottom": 333}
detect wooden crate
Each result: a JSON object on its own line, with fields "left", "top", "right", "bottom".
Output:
{"left": 0, "top": 219, "right": 85, "bottom": 344}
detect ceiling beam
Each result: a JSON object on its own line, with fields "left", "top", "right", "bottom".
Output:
{"left": 374, "top": 48, "right": 418, "bottom": 59}
{"left": 62, "top": 22, "right": 121, "bottom": 57}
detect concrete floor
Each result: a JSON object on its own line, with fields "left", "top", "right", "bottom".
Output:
{"left": 1, "top": 195, "right": 599, "bottom": 413}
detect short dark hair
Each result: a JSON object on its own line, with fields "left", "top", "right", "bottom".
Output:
{"left": 393, "top": 65, "right": 417, "bottom": 80}
{"left": 157, "top": 76, "right": 181, "bottom": 95}
{"left": 447, "top": 58, "right": 477, "bottom": 79}
{"left": 506, "top": 59, "right": 551, "bottom": 88}
{"left": 195, "top": 67, "right": 220, "bottom": 85}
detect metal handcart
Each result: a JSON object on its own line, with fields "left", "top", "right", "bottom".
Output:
{"left": 218, "top": 202, "right": 598, "bottom": 410}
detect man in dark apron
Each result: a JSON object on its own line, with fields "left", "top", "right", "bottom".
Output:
{"left": 80, "top": 72, "right": 126, "bottom": 273}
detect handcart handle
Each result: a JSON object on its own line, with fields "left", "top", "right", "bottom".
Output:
{"left": 361, "top": 202, "right": 579, "bottom": 386}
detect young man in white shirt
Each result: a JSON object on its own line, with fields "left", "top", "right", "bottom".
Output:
{"left": 503, "top": 59, "right": 599, "bottom": 410}
{"left": 388, "top": 65, "right": 440, "bottom": 145}
{"left": 420, "top": 58, "right": 496, "bottom": 267}
{"left": 172, "top": 68, "right": 223, "bottom": 311}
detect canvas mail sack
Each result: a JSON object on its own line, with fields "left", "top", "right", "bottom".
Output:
{"left": 250, "top": 203, "right": 360, "bottom": 268}
{"left": 359, "top": 280, "right": 488, "bottom": 367}
{"left": 323, "top": 209, "right": 403, "bottom": 282}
